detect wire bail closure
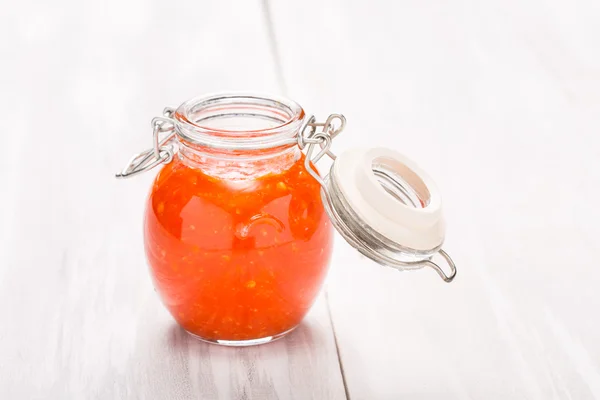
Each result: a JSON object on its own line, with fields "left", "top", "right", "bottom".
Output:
{"left": 114, "top": 106, "right": 456, "bottom": 282}
{"left": 115, "top": 107, "right": 177, "bottom": 179}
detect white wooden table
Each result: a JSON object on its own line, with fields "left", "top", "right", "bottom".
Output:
{"left": 1, "top": 0, "right": 599, "bottom": 398}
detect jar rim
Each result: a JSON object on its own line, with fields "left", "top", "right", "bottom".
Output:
{"left": 173, "top": 92, "right": 306, "bottom": 150}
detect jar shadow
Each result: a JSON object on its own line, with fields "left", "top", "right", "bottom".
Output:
{"left": 159, "top": 313, "right": 336, "bottom": 397}
{"left": 97, "top": 316, "right": 333, "bottom": 398}
{"left": 166, "top": 318, "right": 319, "bottom": 353}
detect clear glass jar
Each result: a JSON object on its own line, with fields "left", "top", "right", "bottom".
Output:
{"left": 117, "top": 92, "right": 457, "bottom": 347}
{"left": 144, "top": 94, "right": 333, "bottom": 345}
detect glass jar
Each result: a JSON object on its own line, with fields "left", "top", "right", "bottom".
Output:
{"left": 117, "top": 93, "right": 457, "bottom": 346}
{"left": 145, "top": 94, "right": 332, "bottom": 345}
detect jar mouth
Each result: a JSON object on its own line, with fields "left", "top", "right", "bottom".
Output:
{"left": 173, "top": 93, "right": 305, "bottom": 150}
{"left": 371, "top": 156, "right": 431, "bottom": 208}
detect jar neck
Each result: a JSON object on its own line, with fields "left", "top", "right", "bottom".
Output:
{"left": 172, "top": 93, "right": 305, "bottom": 179}
{"left": 177, "top": 141, "right": 301, "bottom": 179}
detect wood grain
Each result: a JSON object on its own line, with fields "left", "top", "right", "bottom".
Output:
{"left": 270, "top": 0, "right": 600, "bottom": 398}
{"left": 0, "top": 0, "right": 346, "bottom": 398}
{"left": 3, "top": 0, "right": 600, "bottom": 398}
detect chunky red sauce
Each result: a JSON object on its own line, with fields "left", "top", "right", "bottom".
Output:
{"left": 144, "top": 153, "right": 333, "bottom": 342}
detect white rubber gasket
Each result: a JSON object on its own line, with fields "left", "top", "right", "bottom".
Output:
{"left": 331, "top": 147, "right": 445, "bottom": 251}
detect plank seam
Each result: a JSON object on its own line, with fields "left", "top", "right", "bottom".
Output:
{"left": 326, "top": 289, "right": 351, "bottom": 400}
{"left": 260, "top": 0, "right": 288, "bottom": 95}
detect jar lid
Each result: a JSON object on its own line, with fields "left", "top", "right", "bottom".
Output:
{"left": 322, "top": 147, "right": 456, "bottom": 282}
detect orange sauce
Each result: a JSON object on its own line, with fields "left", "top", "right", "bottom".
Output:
{"left": 144, "top": 153, "right": 333, "bottom": 341}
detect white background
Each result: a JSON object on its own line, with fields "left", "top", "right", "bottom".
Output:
{"left": 1, "top": 0, "right": 599, "bottom": 399}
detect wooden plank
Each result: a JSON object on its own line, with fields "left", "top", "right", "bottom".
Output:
{"left": 270, "top": 0, "right": 600, "bottom": 398}
{"left": 0, "top": 0, "right": 346, "bottom": 398}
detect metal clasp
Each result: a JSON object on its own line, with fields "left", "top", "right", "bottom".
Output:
{"left": 115, "top": 107, "right": 177, "bottom": 179}
{"left": 300, "top": 114, "right": 346, "bottom": 185}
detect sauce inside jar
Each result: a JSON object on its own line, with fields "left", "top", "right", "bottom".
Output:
{"left": 144, "top": 151, "right": 333, "bottom": 343}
